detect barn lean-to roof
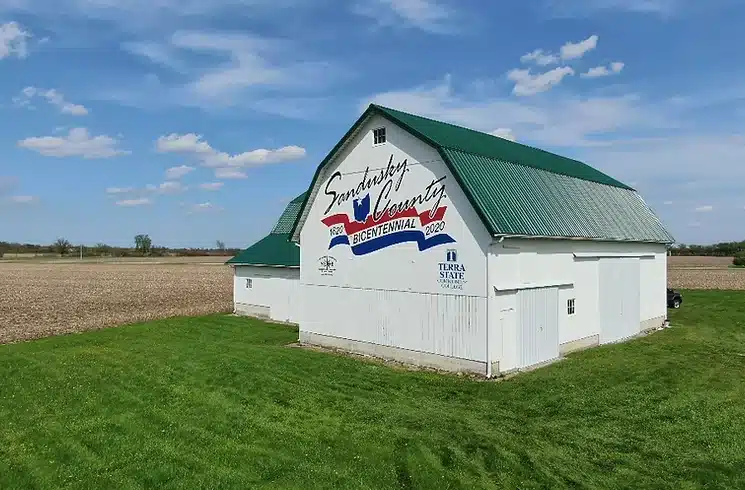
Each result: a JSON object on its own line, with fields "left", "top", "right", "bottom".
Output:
{"left": 226, "top": 192, "right": 306, "bottom": 267}
{"left": 289, "top": 104, "right": 674, "bottom": 244}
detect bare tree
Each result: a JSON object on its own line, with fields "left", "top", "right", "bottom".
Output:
{"left": 54, "top": 237, "right": 72, "bottom": 256}
{"left": 216, "top": 240, "right": 226, "bottom": 251}
{"left": 94, "top": 243, "right": 111, "bottom": 257}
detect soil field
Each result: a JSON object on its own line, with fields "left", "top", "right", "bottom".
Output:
{"left": 0, "top": 261, "right": 233, "bottom": 344}
{"left": 1, "top": 255, "right": 742, "bottom": 345}
{"left": 0, "top": 255, "right": 232, "bottom": 265}
{"left": 668, "top": 255, "right": 745, "bottom": 290}
{"left": 668, "top": 255, "right": 735, "bottom": 269}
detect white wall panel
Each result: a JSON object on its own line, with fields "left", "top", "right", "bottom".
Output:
{"left": 599, "top": 258, "right": 641, "bottom": 343}
{"left": 302, "top": 284, "right": 487, "bottom": 362}
{"left": 570, "top": 259, "right": 599, "bottom": 344}
{"left": 489, "top": 239, "right": 666, "bottom": 371}
{"left": 639, "top": 253, "right": 667, "bottom": 323}
{"left": 299, "top": 114, "right": 490, "bottom": 296}
{"left": 296, "top": 114, "right": 491, "bottom": 363}
{"left": 493, "top": 290, "right": 518, "bottom": 371}
{"left": 233, "top": 266, "right": 301, "bottom": 324}
{"left": 517, "top": 287, "right": 560, "bottom": 368}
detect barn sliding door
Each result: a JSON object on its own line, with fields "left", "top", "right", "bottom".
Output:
{"left": 599, "top": 258, "right": 641, "bottom": 344}
{"left": 517, "top": 287, "right": 560, "bottom": 369}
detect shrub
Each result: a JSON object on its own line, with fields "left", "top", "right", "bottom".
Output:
{"left": 734, "top": 254, "right": 745, "bottom": 267}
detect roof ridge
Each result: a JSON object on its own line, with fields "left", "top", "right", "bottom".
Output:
{"left": 371, "top": 103, "right": 631, "bottom": 190}
{"left": 440, "top": 145, "right": 632, "bottom": 191}
{"left": 372, "top": 103, "right": 587, "bottom": 164}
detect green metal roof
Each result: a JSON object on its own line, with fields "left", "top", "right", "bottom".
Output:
{"left": 375, "top": 105, "right": 631, "bottom": 190}
{"left": 290, "top": 105, "right": 674, "bottom": 244}
{"left": 442, "top": 149, "right": 673, "bottom": 242}
{"left": 271, "top": 192, "right": 307, "bottom": 234}
{"left": 225, "top": 233, "right": 299, "bottom": 267}
{"left": 226, "top": 192, "right": 305, "bottom": 266}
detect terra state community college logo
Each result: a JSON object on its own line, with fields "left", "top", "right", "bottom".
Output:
{"left": 320, "top": 155, "right": 456, "bottom": 256}
{"left": 438, "top": 248, "right": 467, "bottom": 290}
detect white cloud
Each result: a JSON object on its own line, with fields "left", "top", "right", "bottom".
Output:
{"left": 581, "top": 62, "right": 624, "bottom": 78}
{"left": 156, "top": 133, "right": 306, "bottom": 168}
{"left": 108, "top": 181, "right": 187, "bottom": 199}
{"left": 546, "top": 0, "right": 681, "bottom": 16}
{"left": 0, "top": 176, "right": 18, "bottom": 193}
{"left": 507, "top": 66, "right": 575, "bottom": 96}
{"left": 199, "top": 182, "right": 224, "bottom": 191}
{"left": 214, "top": 168, "right": 248, "bottom": 179}
{"left": 116, "top": 198, "right": 151, "bottom": 207}
{"left": 364, "top": 75, "right": 679, "bottom": 150}
{"left": 0, "top": 21, "right": 30, "bottom": 59}
{"left": 695, "top": 205, "right": 714, "bottom": 212}
{"left": 116, "top": 197, "right": 152, "bottom": 207}
{"left": 353, "top": 0, "right": 454, "bottom": 33}
{"left": 15, "top": 87, "right": 89, "bottom": 115}
{"left": 560, "top": 34, "right": 598, "bottom": 60}
{"left": 176, "top": 31, "right": 337, "bottom": 99}
{"left": 165, "top": 165, "right": 195, "bottom": 180}
{"left": 156, "top": 133, "right": 213, "bottom": 154}
{"left": 490, "top": 128, "right": 516, "bottom": 141}
{"left": 121, "top": 41, "right": 186, "bottom": 72}
{"left": 98, "top": 27, "right": 346, "bottom": 111}
{"left": 18, "top": 128, "right": 128, "bottom": 158}
{"left": 145, "top": 181, "right": 188, "bottom": 194}
{"left": 0, "top": 177, "right": 36, "bottom": 204}
{"left": 186, "top": 201, "right": 224, "bottom": 214}
{"left": 7, "top": 195, "right": 37, "bottom": 204}
{"left": 0, "top": 1, "right": 300, "bottom": 32}
{"left": 520, "top": 49, "right": 559, "bottom": 66}
{"left": 106, "top": 186, "right": 135, "bottom": 194}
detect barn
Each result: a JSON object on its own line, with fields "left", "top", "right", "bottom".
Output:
{"left": 288, "top": 104, "right": 674, "bottom": 376}
{"left": 226, "top": 192, "right": 305, "bottom": 324}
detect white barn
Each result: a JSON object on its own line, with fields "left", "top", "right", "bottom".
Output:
{"left": 227, "top": 193, "right": 305, "bottom": 324}
{"left": 288, "top": 104, "right": 674, "bottom": 376}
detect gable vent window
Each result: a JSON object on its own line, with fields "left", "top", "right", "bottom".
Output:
{"left": 246, "top": 278, "right": 253, "bottom": 289}
{"left": 567, "top": 298, "right": 576, "bottom": 315}
{"left": 373, "top": 127, "right": 387, "bottom": 145}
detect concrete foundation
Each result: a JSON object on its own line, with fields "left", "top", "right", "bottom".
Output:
{"left": 640, "top": 315, "right": 666, "bottom": 333}
{"left": 234, "top": 303, "right": 271, "bottom": 319}
{"left": 299, "top": 331, "right": 495, "bottom": 376}
{"left": 560, "top": 334, "right": 600, "bottom": 355}
{"left": 297, "top": 315, "right": 668, "bottom": 377}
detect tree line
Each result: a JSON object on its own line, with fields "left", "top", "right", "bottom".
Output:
{"left": 669, "top": 241, "right": 745, "bottom": 257}
{"left": 0, "top": 235, "right": 239, "bottom": 258}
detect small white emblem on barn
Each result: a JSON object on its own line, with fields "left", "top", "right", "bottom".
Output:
{"left": 318, "top": 255, "right": 337, "bottom": 276}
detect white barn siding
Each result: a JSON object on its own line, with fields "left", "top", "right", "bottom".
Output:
{"left": 489, "top": 239, "right": 668, "bottom": 372}
{"left": 299, "top": 114, "right": 491, "bottom": 367}
{"left": 233, "top": 266, "right": 300, "bottom": 324}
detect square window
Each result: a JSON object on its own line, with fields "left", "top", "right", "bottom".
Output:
{"left": 373, "top": 127, "right": 386, "bottom": 145}
{"left": 567, "top": 298, "right": 576, "bottom": 315}
{"left": 246, "top": 278, "right": 253, "bottom": 289}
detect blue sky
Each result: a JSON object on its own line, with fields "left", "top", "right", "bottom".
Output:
{"left": 0, "top": 0, "right": 743, "bottom": 248}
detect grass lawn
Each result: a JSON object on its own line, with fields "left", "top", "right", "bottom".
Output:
{"left": 2, "top": 290, "right": 745, "bottom": 489}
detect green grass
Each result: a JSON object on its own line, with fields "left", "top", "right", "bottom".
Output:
{"left": 1, "top": 290, "right": 745, "bottom": 489}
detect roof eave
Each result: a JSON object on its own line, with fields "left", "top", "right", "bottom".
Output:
{"left": 231, "top": 263, "right": 300, "bottom": 268}
{"left": 492, "top": 233, "right": 675, "bottom": 245}
{"left": 288, "top": 105, "right": 381, "bottom": 242}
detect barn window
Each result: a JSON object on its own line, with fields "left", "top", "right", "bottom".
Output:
{"left": 567, "top": 298, "right": 576, "bottom": 315}
{"left": 246, "top": 278, "right": 253, "bottom": 289}
{"left": 373, "top": 127, "right": 386, "bottom": 145}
